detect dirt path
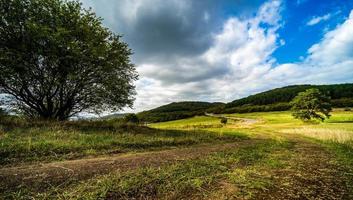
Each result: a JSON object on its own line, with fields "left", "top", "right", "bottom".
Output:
{"left": 1, "top": 119, "right": 351, "bottom": 199}
{"left": 0, "top": 139, "right": 259, "bottom": 192}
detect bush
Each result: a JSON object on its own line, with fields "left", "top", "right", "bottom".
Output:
{"left": 0, "top": 108, "right": 5, "bottom": 117}
{"left": 124, "top": 114, "right": 140, "bottom": 124}
{"left": 220, "top": 118, "right": 228, "bottom": 125}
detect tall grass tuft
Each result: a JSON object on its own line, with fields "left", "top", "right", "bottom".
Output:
{"left": 282, "top": 127, "right": 353, "bottom": 143}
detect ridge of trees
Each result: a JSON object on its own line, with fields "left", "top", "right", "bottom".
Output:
{"left": 138, "top": 84, "right": 353, "bottom": 122}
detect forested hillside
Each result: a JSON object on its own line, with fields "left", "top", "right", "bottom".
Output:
{"left": 222, "top": 83, "right": 353, "bottom": 113}
{"left": 227, "top": 84, "right": 353, "bottom": 107}
{"left": 137, "top": 102, "right": 224, "bottom": 122}
{"left": 138, "top": 84, "right": 353, "bottom": 122}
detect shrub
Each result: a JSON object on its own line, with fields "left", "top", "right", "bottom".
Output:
{"left": 0, "top": 108, "right": 5, "bottom": 117}
{"left": 124, "top": 114, "right": 140, "bottom": 124}
{"left": 220, "top": 118, "right": 228, "bottom": 125}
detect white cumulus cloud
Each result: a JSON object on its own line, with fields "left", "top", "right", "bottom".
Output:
{"left": 306, "top": 13, "right": 332, "bottom": 26}
{"left": 82, "top": 0, "right": 353, "bottom": 112}
{"left": 133, "top": 5, "right": 353, "bottom": 112}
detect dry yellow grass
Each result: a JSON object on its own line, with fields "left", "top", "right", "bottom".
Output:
{"left": 281, "top": 127, "right": 353, "bottom": 143}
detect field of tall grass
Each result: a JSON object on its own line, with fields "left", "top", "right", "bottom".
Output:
{"left": 0, "top": 117, "right": 242, "bottom": 166}
{"left": 2, "top": 110, "right": 353, "bottom": 199}
{"left": 224, "top": 110, "right": 353, "bottom": 145}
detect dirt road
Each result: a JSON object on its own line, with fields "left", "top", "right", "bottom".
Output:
{"left": 0, "top": 140, "right": 258, "bottom": 192}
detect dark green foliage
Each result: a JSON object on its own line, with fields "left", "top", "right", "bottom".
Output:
{"left": 124, "top": 113, "right": 139, "bottom": 124}
{"left": 331, "top": 98, "right": 353, "bottom": 108}
{"left": 0, "top": 107, "right": 9, "bottom": 121}
{"left": 138, "top": 102, "right": 224, "bottom": 122}
{"left": 139, "top": 84, "right": 353, "bottom": 122}
{"left": 222, "top": 102, "right": 292, "bottom": 114}
{"left": 290, "top": 89, "right": 332, "bottom": 121}
{"left": 224, "top": 84, "right": 353, "bottom": 113}
{"left": 220, "top": 118, "right": 227, "bottom": 125}
{"left": 226, "top": 84, "right": 353, "bottom": 108}
{"left": 0, "top": 0, "right": 137, "bottom": 120}
{"left": 0, "top": 107, "right": 5, "bottom": 116}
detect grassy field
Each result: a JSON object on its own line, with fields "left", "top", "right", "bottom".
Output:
{"left": 0, "top": 119, "right": 241, "bottom": 166}
{"left": 227, "top": 110, "right": 353, "bottom": 144}
{"left": 1, "top": 110, "right": 353, "bottom": 199}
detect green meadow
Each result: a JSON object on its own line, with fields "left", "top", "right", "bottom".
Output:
{"left": 2, "top": 0, "right": 353, "bottom": 199}
{"left": 2, "top": 110, "right": 353, "bottom": 199}
{"left": 0, "top": 121, "right": 239, "bottom": 166}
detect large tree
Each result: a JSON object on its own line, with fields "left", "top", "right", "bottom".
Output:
{"left": 0, "top": 0, "right": 138, "bottom": 120}
{"left": 290, "top": 88, "right": 332, "bottom": 122}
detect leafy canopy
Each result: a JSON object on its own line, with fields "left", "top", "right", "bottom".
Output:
{"left": 0, "top": 0, "right": 138, "bottom": 120}
{"left": 290, "top": 88, "right": 332, "bottom": 121}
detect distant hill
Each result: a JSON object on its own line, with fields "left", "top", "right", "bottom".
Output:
{"left": 138, "top": 83, "right": 353, "bottom": 122}
{"left": 227, "top": 83, "right": 353, "bottom": 107}
{"left": 100, "top": 113, "right": 131, "bottom": 120}
{"left": 223, "top": 83, "right": 353, "bottom": 113}
{"left": 137, "top": 102, "right": 224, "bottom": 122}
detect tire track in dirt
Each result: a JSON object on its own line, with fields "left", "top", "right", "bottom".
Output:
{"left": 0, "top": 139, "right": 261, "bottom": 193}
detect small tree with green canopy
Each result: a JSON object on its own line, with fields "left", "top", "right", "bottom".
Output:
{"left": 0, "top": 0, "right": 138, "bottom": 120}
{"left": 290, "top": 88, "right": 332, "bottom": 122}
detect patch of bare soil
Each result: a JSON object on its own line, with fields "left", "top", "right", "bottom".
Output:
{"left": 255, "top": 136, "right": 352, "bottom": 200}
{"left": 0, "top": 139, "right": 258, "bottom": 193}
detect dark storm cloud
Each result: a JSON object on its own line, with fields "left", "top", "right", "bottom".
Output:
{"left": 119, "top": 1, "right": 216, "bottom": 63}
{"left": 138, "top": 59, "right": 230, "bottom": 85}
{"left": 80, "top": 0, "right": 300, "bottom": 112}
{"left": 77, "top": 0, "right": 353, "bottom": 113}
{"left": 81, "top": 0, "right": 263, "bottom": 63}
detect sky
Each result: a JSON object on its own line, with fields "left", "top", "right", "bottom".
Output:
{"left": 80, "top": 0, "right": 353, "bottom": 112}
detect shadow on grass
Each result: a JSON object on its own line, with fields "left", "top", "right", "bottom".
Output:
{"left": 326, "top": 120, "right": 353, "bottom": 123}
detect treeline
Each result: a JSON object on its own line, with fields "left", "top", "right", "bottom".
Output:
{"left": 226, "top": 83, "right": 353, "bottom": 108}
{"left": 222, "top": 83, "right": 353, "bottom": 113}
{"left": 138, "top": 84, "right": 353, "bottom": 122}
{"left": 220, "top": 102, "right": 292, "bottom": 114}
{"left": 137, "top": 102, "right": 224, "bottom": 122}
{"left": 219, "top": 99, "right": 353, "bottom": 114}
